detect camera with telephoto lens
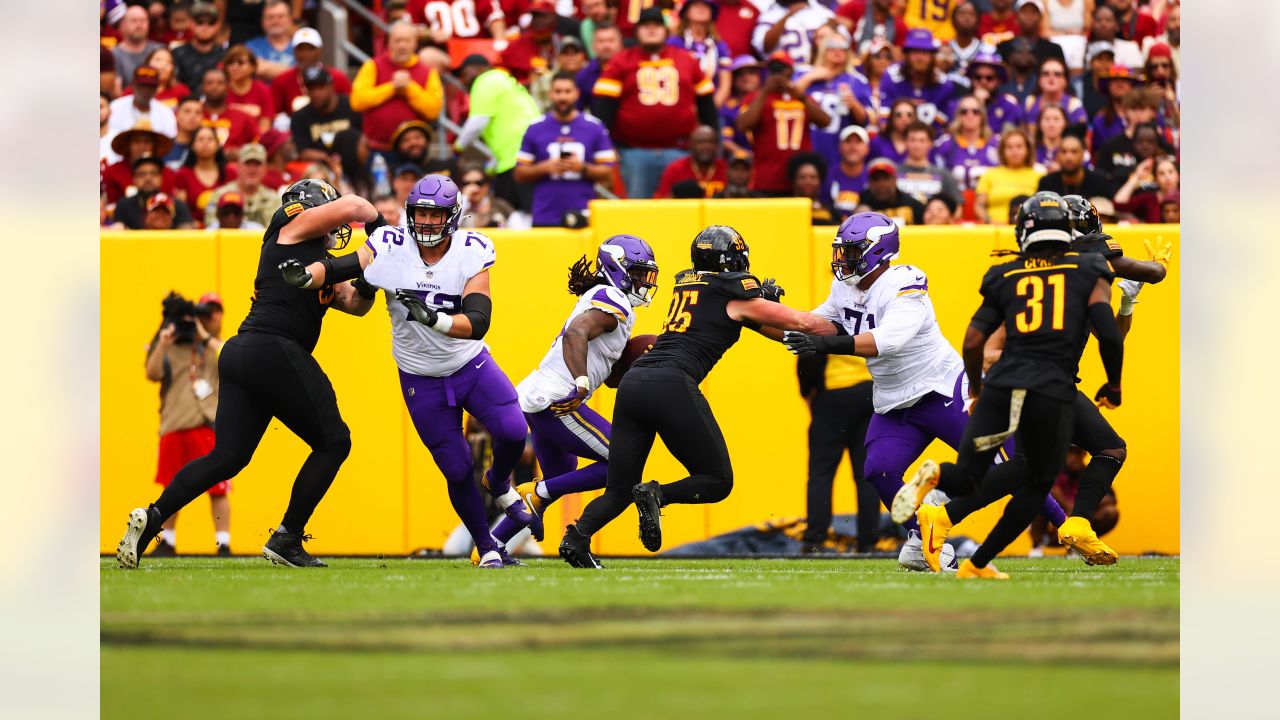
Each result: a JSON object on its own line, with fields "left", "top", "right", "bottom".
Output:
{"left": 161, "top": 291, "right": 213, "bottom": 344}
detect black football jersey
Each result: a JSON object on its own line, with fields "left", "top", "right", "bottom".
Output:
{"left": 633, "top": 270, "right": 763, "bottom": 383}
{"left": 972, "top": 251, "right": 1114, "bottom": 402}
{"left": 237, "top": 201, "right": 335, "bottom": 353}
{"left": 1070, "top": 231, "right": 1123, "bottom": 260}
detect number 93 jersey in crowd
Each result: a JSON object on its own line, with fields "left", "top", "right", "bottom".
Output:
{"left": 812, "top": 264, "right": 962, "bottom": 413}
{"left": 633, "top": 270, "right": 761, "bottom": 384}
{"left": 517, "top": 284, "right": 637, "bottom": 413}
{"left": 361, "top": 225, "right": 496, "bottom": 377}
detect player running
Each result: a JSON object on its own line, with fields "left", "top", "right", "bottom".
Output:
{"left": 559, "top": 226, "right": 836, "bottom": 568}
{"left": 901, "top": 192, "right": 1125, "bottom": 579}
{"left": 116, "top": 179, "right": 380, "bottom": 569}
{"left": 781, "top": 212, "right": 1067, "bottom": 571}
{"left": 481, "top": 236, "right": 660, "bottom": 550}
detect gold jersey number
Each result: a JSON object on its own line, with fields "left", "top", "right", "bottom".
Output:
{"left": 663, "top": 289, "right": 700, "bottom": 333}
{"left": 637, "top": 65, "right": 680, "bottom": 107}
{"left": 1015, "top": 273, "right": 1065, "bottom": 333}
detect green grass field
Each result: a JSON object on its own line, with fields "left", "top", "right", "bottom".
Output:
{"left": 101, "top": 556, "right": 1178, "bottom": 719}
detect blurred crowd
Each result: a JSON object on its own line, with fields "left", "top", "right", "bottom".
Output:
{"left": 100, "top": 0, "right": 1179, "bottom": 230}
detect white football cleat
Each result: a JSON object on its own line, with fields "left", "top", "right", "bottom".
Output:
{"left": 477, "top": 550, "right": 505, "bottom": 569}
{"left": 923, "top": 489, "right": 951, "bottom": 507}
{"left": 940, "top": 543, "right": 957, "bottom": 573}
{"left": 897, "top": 530, "right": 929, "bottom": 572}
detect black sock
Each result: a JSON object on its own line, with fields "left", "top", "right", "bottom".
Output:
{"left": 574, "top": 487, "right": 634, "bottom": 536}
{"left": 971, "top": 485, "right": 1049, "bottom": 567}
{"left": 280, "top": 437, "right": 351, "bottom": 535}
{"left": 660, "top": 475, "right": 732, "bottom": 505}
{"left": 154, "top": 451, "right": 242, "bottom": 521}
{"left": 936, "top": 462, "right": 975, "bottom": 497}
{"left": 945, "top": 458, "right": 1028, "bottom": 524}
{"left": 1071, "top": 454, "right": 1123, "bottom": 520}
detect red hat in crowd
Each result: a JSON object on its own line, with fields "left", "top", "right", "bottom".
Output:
{"left": 198, "top": 292, "right": 224, "bottom": 309}
{"left": 257, "top": 128, "right": 289, "bottom": 157}
{"left": 528, "top": 0, "right": 557, "bottom": 14}
{"left": 132, "top": 65, "right": 160, "bottom": 86}
{"left": 145, "top": 192, "right": 175, "bottom": 214}
{"left": 217, "top": 191, "right": 245, "bottom": 210}
{"left": 867, "top": 158, "right": 897, "bottom": 178}
{"left": 1146, "top": 42, "right": 1173, "bottom": 60}
{"left": 766, "top": 50, "right": 794, "bottom": 68}
{"left": 1098, "top": 65, "right": 1142, "bottom": 95}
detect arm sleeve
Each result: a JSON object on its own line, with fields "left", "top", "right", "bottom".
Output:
{"left": 454, "top": 114, "right": 491, "bottom": 150}
{"left": 348, "top": 61, "right": 394, "bottom": 112}
{"left": 696, "top": 93, "right": 720, "bottom": 130}
{"left": 866, "top": 294, "right": 929, "bottom": 357}
{"left": 969, "top": 269, "right": 1005, "bottom": 334}
{"left": 1089, "top": 301, "right": 1124, "bottom": 387}
{"left": 404, "top": 69, "right": 443, "bottom": 122}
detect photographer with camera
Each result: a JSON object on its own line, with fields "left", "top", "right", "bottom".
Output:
{"left": 143, "top": 292, "right": 230, "bottom": 556}
{"left": 736, "top": 51, "right": 832, "bottom": 196}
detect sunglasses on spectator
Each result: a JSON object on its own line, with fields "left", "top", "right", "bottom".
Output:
{"left": 973, "top": 72, "right": 998, "bottom": 81}
{"left": 1040, "top": 69, "right": 1064, "bottom": 77}
{"left": 957, "top": 106, "right": 982, "bottom": 115}
{"left": 462, "top": 177, "right": 487, "bottom": 187}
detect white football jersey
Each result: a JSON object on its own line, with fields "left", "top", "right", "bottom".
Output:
{"left": 362, "top": 225, "right": 495, "bottom": 377}
{"left": 752, "top": 0, "right": 835, "bottom": 67}
{"left": 813, "top": 264, "right": 962, "bottom": 414}
{"left": 517, "top": 284, "right": 636, "bottom": 413}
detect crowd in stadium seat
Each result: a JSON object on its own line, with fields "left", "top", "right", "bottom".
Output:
{"left": 100, "top": 0, "right": 1179, "bottom": 230}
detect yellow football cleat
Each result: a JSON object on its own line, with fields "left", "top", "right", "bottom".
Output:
{"left": 916, "top": 504, "right": 953, "bottom": 572}
{"left": 956, "top": 559, "right": 1009, "bottom": 579}
{"left": 1057, "top": 516, "right": 1119, "bottom": 566}
{"left": 516, "top": 481, "right": 545, "bottom": 516}
{"left": 892, "top": 460, "right": 940, "bottom": 524}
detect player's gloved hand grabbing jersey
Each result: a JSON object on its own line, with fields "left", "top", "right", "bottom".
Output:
{"left": 1095, "top": 383, "right": 1122, "bottom": 409}
{"left": 783, "top": 330, "right": 840, "bottom": 356}
{"left": 279, "top": 259, "right": 314, "bottom": 288}
{"left": 396, "top": 289, "right": 439, "bottom": 327}
{"left": 759, "top": 278, "right": 785, "bottom": 303}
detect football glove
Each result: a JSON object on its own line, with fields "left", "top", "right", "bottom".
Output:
{"left": 549, "top": 387, "right": 588, "bottom": 416}
{"left": 279, "top": 259, "right": 314, "bottom": 288}
{"left": 759, "top": 278, "right": 785, "bottom": 303}
{"left": 1118, "top": 279, "right": 1144, "bottom": 316}
{"left": 351, "top": 276, "right": 379, "bottom": 300}
{"left": 783, "top": 331, "right": 819, "bottom": 356}
{"left": 1094, "top": 383, "right": 1122, "bottom": 409}
{"left": 396, "top": 289, "right": 439, "bottom": 326}
{"left": 1144, "top": 239, "right": 1173, "bottom": 268}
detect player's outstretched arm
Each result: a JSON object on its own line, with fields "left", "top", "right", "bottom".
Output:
{"left": 728, "top": 299, "right": 835, "bottom": 335}
{"left": 278, "top": 196, "right": 376, "bottom": 246}
{"left": 329, "top": 281, "right": 376, "bottom": 317}
{"left": 1111, "top": 239, "right": 1173, "bottom": 284}
{"left": 1087, "top": 277, "right": 1124, "bottom": 409}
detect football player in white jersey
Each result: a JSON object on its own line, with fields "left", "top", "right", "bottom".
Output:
{"left": 782, "top": 212, "right": 1066, "bottom": 571}
{"left": 277, "top": 174, "right": 538, "bottom": 569}
{"left": 481, "top": 235, "right": 659, "bottom": 550}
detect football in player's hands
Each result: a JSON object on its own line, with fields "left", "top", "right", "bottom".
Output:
{"left": 760, "top": 278, "right": 785, "bottom": 302}
{"left": 605, "top": 334, "right": 657, "bottom": 388}
{"left": 783, "top": 331, "right": 818, "bottom": 356}
{"left": 1094, "top": 384, "right": 1122, "bottom": 409}
{"left": 395, "top": 289, "right": 438, "bottom": 326}
{"left": 279, "top": 259, "right": 313, "bottom": 288}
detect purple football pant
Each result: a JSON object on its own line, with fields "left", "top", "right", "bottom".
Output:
{"left": 864, "top": 383, "right": 1066, "bottom": 530}
{"left": 490, "top": 404, "right": 612, "bottom": 544}
{"left": 400, "top": 350, "right": 528, "bottom": 555}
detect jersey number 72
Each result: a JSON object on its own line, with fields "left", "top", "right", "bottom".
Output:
{"left": 1015, "top": 273, "right": 1065, "bottom": 333}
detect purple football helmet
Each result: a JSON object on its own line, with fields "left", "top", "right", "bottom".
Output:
{"left": 597, "top": 234, "right": 659, "bottom": 307}
{"left": 406, "top": 174, "right": 462, "bottom": 247}
{"left": 832, "top": 212, "right": 900, "bottom": 285}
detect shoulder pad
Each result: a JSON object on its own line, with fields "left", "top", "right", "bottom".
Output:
{"left": 713, "top": 272, "right": 763, "bottom": 299}
{"left": 1087, "top": 252, "right": 1115, "bottom": 282}
{"left": 587, "top": 285, "right": 632, "bottom": 321}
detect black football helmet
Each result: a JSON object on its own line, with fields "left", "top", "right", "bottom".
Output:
{"left": 1016, "top": 192, "right": 1073, "bottom": 253}
{"left": 1062, "top": 194, "right": 1103, "bottom": 236}
{"left": 690, "top": 225, "right": 750, "bottom": 273}
{"left": 280, "top": 179, "right": 350, "bottom": 250}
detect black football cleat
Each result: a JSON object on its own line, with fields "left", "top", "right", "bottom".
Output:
{"left": 558, "top": 524, "right": 602, "bottom": 569}
{"left": 150, "top": 539, "right": 177, "bottom": 557}
{"left": 632, "top": 481, "right": 664, "bottom": 552}
{"left": 262, "top": 530, "right": 327, "bottom": 568}
{"left": 117, "top": 506, "right": 164, "bottom": 569}
{"left": 216, "top": 544, "right": 233, "bottom": 557}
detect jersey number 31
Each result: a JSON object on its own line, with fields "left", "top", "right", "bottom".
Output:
{"left": 1015, "top": 273, "right": 1065, "bottom": 333}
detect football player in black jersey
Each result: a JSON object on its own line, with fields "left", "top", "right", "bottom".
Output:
{"left": 116, "top": 179, "right": 381, "bottom": 569}
{"left": 559, "top": 225, "right": 837, "bottom": 568}
{"left": 901, "top": 192, "right": 1126, "bottom": 579}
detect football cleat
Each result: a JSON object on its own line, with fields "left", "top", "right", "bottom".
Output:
{"left": 216, "top": 544, "right": 232, "bottom": 557}
{"left": 117, "top": 506, "right": 163, "bottom": 569}
{"left": 632, "top": 481, "right": 664, "bottom": 552}
{"left": 897, "top": 530, "right": 929, "bottom": 572}
{"left": 923, "top": 488, "right": 950, "bottom": 507}
{"left": 150, "top": 538, "right": 177, "bottom": 557}
{"left": 559, "top": 524, "right": 603, "bottom": 569}
{"left": 1057, "top": 516, "right": 1119, "bottom": 566}
{"left": 262, "top": 530, "right": 327, "bottom": 568}
{"left": 916, "top": 504, "right": 954, "bottom": 573}
{"left": 892, "top": 460, "right": 940, "bottom": 524}
{"left": 940, "top": 543, "right": 958, "bottom": 573}
{"left": 477, "top": 550, "right": 505, "bottom": 569}
{"left": 516, "top": 480, "right": 546, "bottom": 516}
{"left": 496, "top": 546, "right": 525, "bottom": 566}
{"left": 494, "top": 471, "right": 544, "bottom": 542}
{"left": 956, "top": 559, "right": 1009, "bottom": 580}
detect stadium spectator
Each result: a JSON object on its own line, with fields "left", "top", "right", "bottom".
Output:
{"left": 1141, "top": 2, "right": 1178, "bottom": 70}
{"left": 531, "top": 37, "right": 590, "bottom": 112}
{"left": 860, "top": 158, "right": 924, "bottom": 224}
{"left": 1033, "top": 103, "right": 1069, "bottom": 170}
{"left": 1114, "top": 155, "right": 1177, "bottom": 223}
{"left": 1023, "top": 57, "right": 1087, "bottom": 128}
{"left": 176, "top": 126, "right": 237, "bottom": 219}
{"left": 715, "top": 0, "right": 760, "bottom": 58}
{"left": 868, "top": 99, "right": 915, "bottom": 165}
{"left": 998, "top": 37, "right": 1039, "bottom": 106}
{"left": 923, "top": 193, "right": 958, "bottom": 224}
{"left": 271, "top": 28, "right": 353, "bottom": 116}
{"left": 101, "top": 93, "right": 120, "bottom": 167}
{"left": 454, "top": 54, "right": 540, "bottom": 210}
{"left": 974, "top": 127, "right": 1042, "bottom": 223}
{"left": 1090, "top": 65, "right": 1139, "bottom": 152}
{"left": 499, "top": 0, "right": 560, "bottom": 86}
{"left": 114, "top": 5, "right": 164, "bottom": 87}
{"left": 933, "top": 94, "right": 999, "bottom": 192}
{"left": 516, "top": 71, "right": 616, "bottom": 227}
{"left": 896, "top": 121, "right": 962, "bottom": 207}
{"left": 128, "top": 48, "right": 191, "bottom": 108}
{"left": 104, "top": 123, "right": 178, "bottom": 205}
{"left": 719, "top": 56, "right": 761, "bottom": 159}
{"left": 1080, "top": 41, "right": 1116, "bottom": 117}
{"left": 1144, "top": 42, "right": 1179, "bottom": 126}
{"left": 855, "top": 38, "right": 893, "bottom": 129}
{"left": 199, "top": 68, "right": 259, "bottom": 155}
{"left": 259, "top": 129, "right": 296, "bottom": 189}
{"left": 788, "top": 152, "right": 839, "bottom": 225}
{"left": 1109, "top": 0, "right": 1157, "bottom": 45}
{"left": 142, "top": 292, "right": 229, "bottom": 557}
{"left": 458, "top": 168, "right": 517, "bottom": 228}
{"left": 979, "top": 0, "right": 1018, "bottom": 47}
{"left": 206, "top": 191, "right": 265, "bottom": 230}
{"left": 669, "top": 0, "right": 733, "bottom": 107}
{"left": 714, "top": 154, "right": 756, "bottom": 198}
{"left": 576, "top": 23, "right": 622, "bottom": 109}
{"left": 1036, "top": 133, "right": 1111, "bottom": 197}
{"left": 222, "top": 45, "right": 276, "bottom": 132}
{"left": 828, "top": 125, "right": 869, "bottom": 219}
{"left": 842, "top": 0, "right": 909, "bottom": 52}
{"left": 1043, "top": 0, "right": 1093, "bottom": 39}
{"left": 738, "top": 52, "right": 831, "bottom": 196}
{"left": 173, "top": 3, "right": 227, "bottom": 90}
{"left": 161, "top": 2, "right": 195, "bottom": 46}
{"left": 392, "top": 163, "right": 421, "bottom": 206}
{"left": 1095, "top": 91, "right": 1169, "bottom": 186}
{"left": 1159, "top": 190, "right": 1178, "bottom": 223}
{"left": 996, "top": 0, "right": 1066, "bottom": 67}
{"left": 109, "top": 66, "right": 178, "bottom": 140}
{"left": 222, "top": 0, "right": 287, "bottom": 46}
{"left": 111, "top": 159, "right": 196, "bottom": 229}
{"left": 578, "top": 0, "right": 615, "bottom": 53}
{"left": 947, "top": 2, "right": 997, "bottom": 73}
{"left": 655, "top": 126, "right": 728, "bottom": 199}
{"left": 1087, "top": 4, "right": 1141, "bottom": 67}
{"left": 389, "top": 121, "right": 434, "bottom": 174}
{"left": 287, "top": 67, "right": 362, "bottom": 188}
{"left": 374, "top": 193, "right": 403, "bottom": 228}
{"left": 593, "top": 8, "right": 718, "bottom": 200}
{"left": 796, "top": 27, "right": 871, "bottom": 173}
{"left": 881, "top": 29, "right": 956, "bottom": 131}
{"left": 351, "top": 22, "right": 444, "bottom": 158}
{"left": 102, "top": 45, "right": 119, "bottom": 98}
{"left": 405, "top": 0, "right": 506, "bottom": 70}
{"left": 245, "top": 0, "right": 296, "bottom": 80}
{"left": 753, "top": 0, "right": 836, "bottom": 67}
{"left": 203, "top": 143, "right": 281, "bottom": 227}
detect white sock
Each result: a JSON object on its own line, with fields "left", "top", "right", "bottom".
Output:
{"left": 496, "top": 488, "right": 520, "bottom": 510}
{"left": 160, "top": 529, "right": 176, "bottom": 546}
{"left": 215, "top": 531, "right": 230, "bottom": 547}
{"left": 535, "top": 481, "right": 551, "bottom": 500}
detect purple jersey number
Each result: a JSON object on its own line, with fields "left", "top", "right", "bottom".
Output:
{"left": 843, "top": 308, "right": 877, "bottom": 334}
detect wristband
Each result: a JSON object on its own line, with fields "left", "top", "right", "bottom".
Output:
{"left": 574, "top": 375, "right": 590, "bottom": 391}
{"left": 429, "top": 312, "right": 454, "bottom": 335}
{"left": 1118, "top": 294, "right": 1136, "bottom": 316}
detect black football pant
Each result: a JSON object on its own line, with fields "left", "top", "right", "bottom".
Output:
{"left": 935, "top": 386, "right": 1074, "bottom": 568}
{"left": 153, "top": 333, "right": 351, "bottom": 536}
{"left": 802, "top": 382, "right": 878, "bottom": 548}
{"left": 574, "top": 366, "right": 732, "bottom": 537}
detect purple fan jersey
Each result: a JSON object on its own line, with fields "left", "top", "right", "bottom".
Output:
{"left": 1089, "top": 111, "right": 1126, "bottom": 153}
{"left": 933, "top": 133, "right": 999, "bottom": 190}
{"left": 668, "top": 34, "right": 732, "bottom": 89}
{"left": 516, "top": 113, "right": 617, "bottom": 227}
{"left": 807, "top": 72, "right": 872, "bottom": 173}
{"left": 982, "top": 92, "right": 1023, "bottom": 133}
{"left": 880, "top": 64, "right": 958, "bottom": 129}
{"left": 1022, "top": 94, "right": 1088, "bottom": 127}
{"left": 828, "top": 163, "right": 868, "bottom": 218}
{"left": 720, "top": 96, "right": 751, "bottom": 151}
{"left": 868, "top": 134, "right": 907, "bottom": 165}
